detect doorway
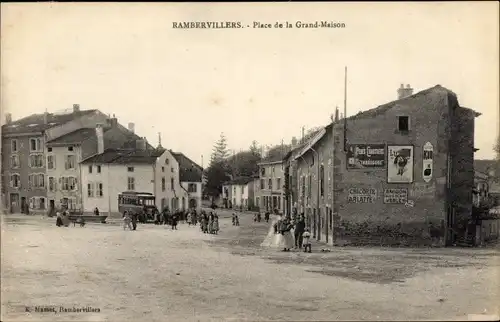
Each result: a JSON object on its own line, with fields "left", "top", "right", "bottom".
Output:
{"left": 9, "top": 193, "right": 19, "bottom": 213}
{"left": 20, "top": 196, "right": 27, "bottom": 214}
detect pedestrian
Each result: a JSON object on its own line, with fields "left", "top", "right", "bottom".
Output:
{"left": 302, "top": 228, "right": 312, "bottom": 253}
{"left": 277, "top": 215, "right": 294, "bottom": 252}
{"left": 123, "top": 211, "right": 132, "bottom": 231}
{"left": 208, "top": 213, "right": 214, "bottom": 234}
{"left": 94, "top": 207, "right": 100, "bottom": 216}
{"left": 162, "top": 208, "right": 169, "bottom": 225}
{"left": 171, "top": 213, "right": 178, "bottom": 230}
{"left": 294, "top": 214, "right": 306, "bottom": 249}
{"left": 56, "top": 212, "right": 63, "bottom": 227}
{"left": 131, "top": 212, "right": 138, "bottom": 231}
{"left": 213, "top": 215, "right": 220, "bottom": 234}
{"left": 232, "top": 213, "right": 236, "bottom": 226}
{"left": 257, "top": 212, "right": 261, "bottom": 222}
{"left": 265, "top": 212, "right": 270, "bottom": 223}
{"left": 234, "top": 214, "right": 240, "bottom": 226}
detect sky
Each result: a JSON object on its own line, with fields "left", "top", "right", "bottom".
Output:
{"left": 1, "top": 2, "right": 499, "bottom": 166}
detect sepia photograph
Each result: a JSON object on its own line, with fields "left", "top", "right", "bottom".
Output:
{"left": 1, "top": 2, "right": 499, "bottom": 321}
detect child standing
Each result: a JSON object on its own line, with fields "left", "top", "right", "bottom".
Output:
{"left": 123, "top": 211, "right": 132, "bottom": 231}
{"left": 302, "top": 228, "right": 312, "bottom": 253}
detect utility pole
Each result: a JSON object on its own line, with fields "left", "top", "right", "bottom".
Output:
{"left": 343, "top": 66, "right": 348, "bottom": 152}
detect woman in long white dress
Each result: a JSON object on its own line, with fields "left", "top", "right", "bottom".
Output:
{"left": 260, "top": 214, "right": 281, "bottom": 248}
{"left": 276, "top": 216, "right": 295, "bottom": 251}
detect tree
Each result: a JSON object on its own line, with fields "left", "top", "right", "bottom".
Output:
{"left": 301, "top": 126, "right": 324, "bottom": 144}
{"left": 495, "top": 133, "right": 500, "bottom": 160}
{"left": 203, "top": 160, "right": 231, "bottom": 201}
{"left": 249, "top": 140, "right": 261, "bottom": 157}
{"left": 266, "top": 144, "right": 292, "bottom": 161}
{"left": 210, "top": 132, "right": 229, "bottom": 164}
{"left": 228, "top": 150, "right": 261, "bottom": 178}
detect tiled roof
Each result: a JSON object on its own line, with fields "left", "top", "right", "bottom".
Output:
{"left": 171, "top": 152, "right": 203, "bottom": 182}
{"left": 47, "top": 123, "right": 153, "bottom": 149}
{"left": 225, "top": 176, "right": 258, "bottom": 185}
{"left": 2, "top": 110, "right": 98, "bottom": 134}
{"left": 81, "top": 148, "right": 164, "bottom": 164}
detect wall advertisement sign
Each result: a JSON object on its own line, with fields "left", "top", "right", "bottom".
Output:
{"left": 423, "top": 142, "right": 434, "bottom": 183}
{"left": 383, "top": 188, "right": 408, "bottom": 204}
{"left": 387, "top": 145, "right": 414, "bottom": 183}
{"left": 347, "top": 188, "right": 377, "bottom": 203}
{"left": 347, "top": 144, "right": 385, "bottom": 169}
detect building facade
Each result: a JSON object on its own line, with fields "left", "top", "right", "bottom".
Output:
{"left": 221, "top": 177, "right": 258, "bottom": 210}
{"left": 172, "top": 152, "right": 203, "bottom": 212}
{"left": 286, "top": 85, "right": 479, "bottom": 247}
{"left": 1, "top": 105, "right": 109, "bottom": 214}
{"left": 257, "top": 160, "right": 285, "bottom": 212}
{"left": 80, "top": 147, "right": 188, "bottom": 215}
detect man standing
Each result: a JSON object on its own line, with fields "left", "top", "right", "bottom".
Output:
{"left": 131, "top": 212, "right": 138, "bottom": 230}
{"left": 294, "top": 214, "right": 306, "bottom": 249}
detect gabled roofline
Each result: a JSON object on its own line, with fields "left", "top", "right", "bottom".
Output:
{"left": 257, "top": 160, "right": 283, "bottom": 166}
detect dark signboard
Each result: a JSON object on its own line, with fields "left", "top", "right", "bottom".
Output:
{"left": 347, "top": 144, "right": 385, "bottom": 169}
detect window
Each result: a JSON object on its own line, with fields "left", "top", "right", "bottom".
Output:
{"left": 241, "top": 186, "right": 245, "bottom": 195}
{"left": 29, "top": 138, "right": 42, "bottom": 152}
{"left": 128, "top": 177, "right": 135, "bottom": 190}
{"left": 68, "top": 146, "right": 74, "bottom": 151}
{"left": 47, "top": 147, "right": 53, "bottom": 152}
{"left": 30, "top": 154, "right": 44, "bottom": 168}
{"left": 301, "top": 176, "right": 306, "bottom": 200}
{"left": 162, "top": 177, "right": 166, "bottom": 191}
{"left": 276, "top": 178, "right": 281, "bottom": 190}
{"left": 28, "top": 174, "right": 45, "bottom": 189}
{"left": 261, "top": 167, "right": 265, "bottom": 176}
{"left": 308, "top": 175, "right": 312, "bottom": 198}
{"left": 171, "top": 178, "right": 174, "bottom": 190}
{"left": 88, "top": 165, "right": 93, "bottom": 173}
{"left": 268, "top": 179, "right": 272, "bottom": 190}
{"left": 398, "top": 116, "right": 409, "bottom": 132}
{"left": 65, "top": 155, "right": 76, "bottom": 170}
{"left": 10, "top": 155, "right": 20, "bottom": 168}
{"left": 162, "top": 166, "right": 165, "bottom": 172}
{"left": 165, "top": 158, "right": 170, "bottom": 165}
{"left": 260, "top": 179, "right": 265, "bottom": 189}
{"left": 10, "top": 174, "right": 20, "bottom": 188}
{"left": 188, "top": 183, "right": 197, "bottom": 193}
{"left": 11, "top": 139, "right": 18, "bottom": 153}
{"left": 29, "top": 197, "right": 46, "bottom": 210}
{"left": 88, "top": 183, "right": 94, "bottom": 197}
{"left": 49, "top": 177, "right": 55, "bottom": 192}
{"left": 97, "top": 183, "right": 103, "bottom": 197}
{"left": 320, "top": 165, "right": 325, "bottom": 197}
{"left": 171, "top": 167, "right": 174, "bottom": 173}
{"left": 47, "top": 155, "right": 55, "bottom": 170}
{"left": 311, "top": 156, "right": 314, "bottom": 167}
{"left": 97, "top": 165, "right": 101, "bottom": 173}
{"left": 60, "top": 177, "right": 77, "bottom": 191}
{"left": 233, "top": 186, "right": 236, "bottom": 194}
{"left": 127, "top": 167, "right": 134, "bottom": 172}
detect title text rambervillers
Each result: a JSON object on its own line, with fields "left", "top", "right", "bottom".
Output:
{"left": 173, "top": 21, "right": 242, "bottom": 29}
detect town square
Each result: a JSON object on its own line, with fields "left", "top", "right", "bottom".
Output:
{"left": 1, "top": 2, "right": 499, "bottom": 322}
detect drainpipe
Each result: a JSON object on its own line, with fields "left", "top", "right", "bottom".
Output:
{"left": 309, "top": 147, "right": 321, "bottom": 241}
{"left": 107, "top": 164, "right": 111, "bottom": 216}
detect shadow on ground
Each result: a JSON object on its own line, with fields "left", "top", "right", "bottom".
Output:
{"left": 208, "top": 214, "right": 499, "bottom": 285}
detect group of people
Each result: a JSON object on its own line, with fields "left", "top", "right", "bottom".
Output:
{"left": 199, "top": 211, "right": 220, "bottom": 234}
{"left": 253, "top": 212, "right": 271, "bottom": 223}
{"left": 261, "top": 210, "right": 312, "bottom": 253}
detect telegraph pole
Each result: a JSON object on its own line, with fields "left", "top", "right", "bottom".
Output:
{"left": 343, "top": 66, "right": 348, "bottom": 152}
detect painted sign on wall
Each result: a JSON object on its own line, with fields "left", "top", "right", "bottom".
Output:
{"left": 410, "top": 182, "right": 436, "bottom": 199}
{"left": 383, "top": 188, "right": 408, "bottom": 204}
{"left": 347, "top": 144, "right": 385, "bottom": 169}
{"left": 387, "top": 145, "right": 414, "bottom": 183}
{"left": 423, "top": 142, "right": 433, "bottom": 182}
{"left": 347, "top": 188, "right": 377, "bottom": 203}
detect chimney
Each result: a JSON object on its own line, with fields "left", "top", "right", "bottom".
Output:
{"left": 157, "top": 132, "right": 162, "bottom": 148}
{"left": 291, "top": 137, "right": 298, "bottom": 149}
{"left": 397, "top": 83, "right": 413, "bottom": 99}
{"left": 96, "top": 123, "right": 104, "bottom": 154}
{"left": 5, "top": 113, "right": 12, "bottom": 124}
{"left": 335, "top": 107, "right": 340, "bottom": 122}
{"left": 136, "top": 138, "right": 146, "bottom": 150}
{"left": 128, "top": 122, "right": 135, "bottom": 133}
{"left": 73, "top": 104, "right": 80, "bottom": 113}
{"left": 109, "top": 114, "right": 118, "bottom": 128}
{"left": 43, "top": 111, "right": 49, "bottom": 124}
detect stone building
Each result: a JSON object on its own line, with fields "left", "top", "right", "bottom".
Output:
{"left": 1, "top": 105, "right": 109, "bottom": 214}
{"left": 257, "top": 158, "right": 286, "bottom": 213}
{"left": 172, "top": 152, "right": 203, "bottom": 212}
{"left": 285, "top": 84, "right": 480, "bottom": 246}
